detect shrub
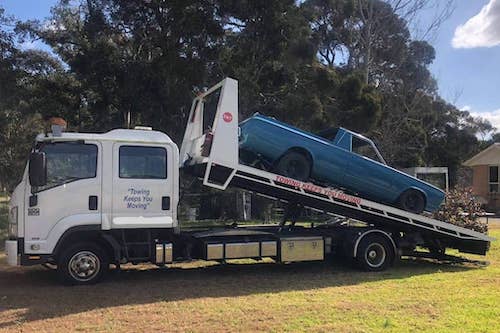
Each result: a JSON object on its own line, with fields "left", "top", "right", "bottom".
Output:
{"left": 433, "top": 187, "right": 488, "bottom": 233}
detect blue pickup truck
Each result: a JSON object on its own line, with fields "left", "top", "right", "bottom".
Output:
{"left": 238, "top": 114, "right": 445, "bottom": 214}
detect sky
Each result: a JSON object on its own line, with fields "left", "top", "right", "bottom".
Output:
{"left": 428, "top": 0, "right": 500, "bottom": 129}
{"left": 2, "top": 0, "right": 500, "bottom": 128}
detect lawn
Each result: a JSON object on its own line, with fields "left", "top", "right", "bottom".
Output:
{"left": 0, "top": 226, "right": 498, "bottom": 333}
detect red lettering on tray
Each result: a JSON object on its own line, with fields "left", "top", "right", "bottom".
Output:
{"left": 275, "top": 175, "right": 362, "bottom": 205}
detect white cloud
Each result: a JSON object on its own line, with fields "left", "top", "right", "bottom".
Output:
{"left": 471, "top": 109, "right": 500, "bottom": 130}
{"left": 452, "top": 0, "right": 500, "bottom": 48}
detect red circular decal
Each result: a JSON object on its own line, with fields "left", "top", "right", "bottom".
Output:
{"left": 223, "top": 112, "right": 233, "bottom": 123}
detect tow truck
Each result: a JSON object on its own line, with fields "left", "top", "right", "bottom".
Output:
{"left": 5, "top": 78, "right": 493, "bottom": 284}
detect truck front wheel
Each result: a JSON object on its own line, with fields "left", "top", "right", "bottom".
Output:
{"left": 57, "top": 243, "right": 109, "bottom": 285}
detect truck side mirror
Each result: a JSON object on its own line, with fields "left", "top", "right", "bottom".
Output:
{"left": 29, "top": 151, "right": 47, "bottom": 188}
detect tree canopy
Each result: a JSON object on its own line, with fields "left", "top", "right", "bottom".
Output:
{"left": 0, "top": 0, "right": 495, "bottom": 191}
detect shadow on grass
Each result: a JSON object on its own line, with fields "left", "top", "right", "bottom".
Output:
{"left": 0, "top": 256, "right": 483, "bottom": 328}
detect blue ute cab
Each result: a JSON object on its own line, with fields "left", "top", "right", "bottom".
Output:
{"left": 238, "top": 114, "right": 445, "bottom": 214}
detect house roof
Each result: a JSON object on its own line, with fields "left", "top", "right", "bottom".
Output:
{"left": 463, "top": 143, "right": 500, "bottom": 167}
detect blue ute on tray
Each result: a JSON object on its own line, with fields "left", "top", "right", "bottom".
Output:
{"left": 238, "top": 114, "right": 445, "bottom": 214}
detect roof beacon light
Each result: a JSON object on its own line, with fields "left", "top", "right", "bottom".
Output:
{"left": 50, "top": 117, "right": 67, "bottom": 137}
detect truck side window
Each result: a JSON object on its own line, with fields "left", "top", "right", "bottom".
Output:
{"left": 119, "top": 146, "right": 167, "bottom": 179}
{"left": 36, "top": 142, "right": 97, "bottom": 192}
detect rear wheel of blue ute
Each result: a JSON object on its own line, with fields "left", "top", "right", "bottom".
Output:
{"left": 275, "top": 151, "right": 311, "bottom": 181}
{"left": 398, "top": 189, "right": 425, "bottom": 214}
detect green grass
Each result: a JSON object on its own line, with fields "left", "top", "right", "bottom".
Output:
{"left": 0, "top": 227, "right": 498, "bottom": 332}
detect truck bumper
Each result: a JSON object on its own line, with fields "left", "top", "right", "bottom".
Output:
{"left": 5, "top": 240, "right": 20, "bottom": 266}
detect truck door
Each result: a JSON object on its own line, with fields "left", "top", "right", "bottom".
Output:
{"left": 111, "top": 143, "right": 175, "bottom": 228}
{"left": 24, "top": 141, "right": 102, "bottom": 254}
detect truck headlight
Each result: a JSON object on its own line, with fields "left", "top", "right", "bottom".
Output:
{"left": 8, "top": 206, "right": 18, "bottom": 239}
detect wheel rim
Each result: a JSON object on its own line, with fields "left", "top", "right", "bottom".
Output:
{"left": 68, "top": 251, "right": 100, "bottom": 282}
{"left": 364, "top": 243, "right": 386, "bottom": 268}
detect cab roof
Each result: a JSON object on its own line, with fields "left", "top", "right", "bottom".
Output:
{"left": 36, "top": 128, "right": 174, "bottom": 144}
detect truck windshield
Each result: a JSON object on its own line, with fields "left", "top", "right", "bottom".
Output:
{"left": 34, "top": 142, "right": 97, "bottom": 192}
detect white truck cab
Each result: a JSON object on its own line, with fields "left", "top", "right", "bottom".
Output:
{"left": 6, "top": 128, "right": 179, "bottom": 278}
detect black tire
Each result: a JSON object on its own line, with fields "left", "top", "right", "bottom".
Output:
{"left": 239, "top": 149, "right": 267, "bottom": 170}
{"left": 398, "top": 189, "right": 425, "bottom": 214}
{"left": 355, "top": 234, "right": 395, "bottom": 271}
{"left": 275, "top": 151, "right": 311, "bottom": 181}
{"left": 57, "top": 242, "right": 109, "bottom": 285}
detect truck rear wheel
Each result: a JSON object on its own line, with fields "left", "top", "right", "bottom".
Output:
{"left": 275, "top": 151, "right": 311, "bottom": 181}
{"left": 57, "top": 243, "right": 109, "bottom": 285}
{"left": 356, "top": 234, "right": 394, "bottom": 271}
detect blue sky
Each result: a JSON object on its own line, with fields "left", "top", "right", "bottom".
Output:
{"left": 2, "top": 0, "right": 500, "bottom": 128}
{"left": 428, "top": 0, "right": 500, "bottom": 128}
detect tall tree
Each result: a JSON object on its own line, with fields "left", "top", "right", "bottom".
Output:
{"left": 353, "top": 0, "right": 453, "bottom": 84}
{"left": 23, "top": 0, "right": 225, "bottom": 140}
{"left": 303, "top": 0, "right": 355, "bottom": 68}
{"left": 1, "top": 0, "right": 492, "bottom": 191}
{"left": 0, "top": 8, "right": 70, "bottom": 190}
